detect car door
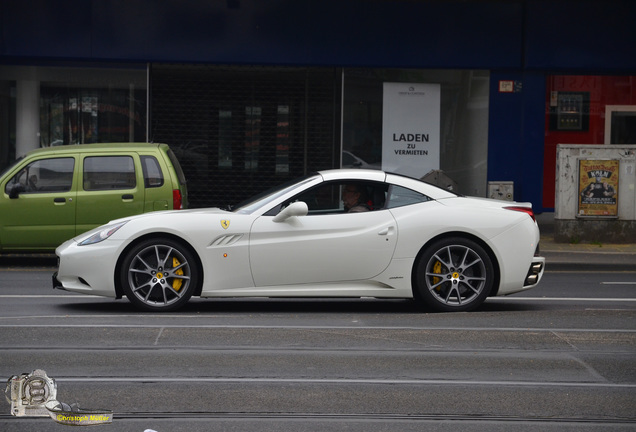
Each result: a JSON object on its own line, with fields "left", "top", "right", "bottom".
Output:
{"left": 75, "top": 154, "right": 144, "bottom": 235}
{"left": 0, "top": 156, "right": 77, "bottom": 250}
{"left": 249, "top": 210, "right": 397, "bottom": 287}
{"left": 249, "top": 180, "right": 397, "bottom": 287}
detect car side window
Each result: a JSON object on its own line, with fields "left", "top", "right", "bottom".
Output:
{"left": 141, "top": 156, "right": 164, "bottom": 188}
{"left": 268, "top": 181, "right": 389, "bottom": 216}
{"left": 386, "top": 185, "right": 431, "bottom": 208}
{"left": 5, "top": 157, "right": 74, "bottom": 194}
{"left": 83, "top": 156, "right": 136, "bottom": 190}
{"left": 298, "top": 183, "right": 343, "bottom": 214}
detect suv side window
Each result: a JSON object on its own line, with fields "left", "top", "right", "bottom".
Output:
{"left": 5, "top": 158, "right": 74, "bottom": 194}
{"left": 83, "top": 156, "right": 136, "bottom": 190}
{"left": 141, "top": 155, "right": 164, "bottom": 188}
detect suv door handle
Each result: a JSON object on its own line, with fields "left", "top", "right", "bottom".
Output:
{"left": 54, "top": 197, "right": 66, "bottom": 203}
{"left": 122, "top": 194, "right": 134, "bottom": 200}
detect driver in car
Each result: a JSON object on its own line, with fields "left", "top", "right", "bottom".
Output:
{"left": 342, "top": 184, "right": 370, "bottom": 212}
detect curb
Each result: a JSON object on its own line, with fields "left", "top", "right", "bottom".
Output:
{"left": 0, "top": 254, "right": 57, "bottom": 268}
{"left": 542, "top": 250, "right": 636, "bottom": 272}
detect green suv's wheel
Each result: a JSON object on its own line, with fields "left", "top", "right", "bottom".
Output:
{"left": 120, "top": 238, "right": 198, "bottom": 311}
{"left": 415, "top": 237, "right": 494, "bottom": 312}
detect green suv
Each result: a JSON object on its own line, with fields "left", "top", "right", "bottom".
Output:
{"left": 0, "top": 143, "right": 188, "bottom": 252}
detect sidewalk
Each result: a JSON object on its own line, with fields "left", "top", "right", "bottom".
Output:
{"left": 537, "top": 213, "right": 636, "bottom": 271}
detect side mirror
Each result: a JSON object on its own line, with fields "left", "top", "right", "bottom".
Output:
{"left": 9, "top": 184, "right": 25, "bottom": 199}
{"left": 272, "top": 201, "right": 308, "bottom": 222}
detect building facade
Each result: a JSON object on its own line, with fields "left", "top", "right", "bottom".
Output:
{"left": 1, "top": 0, "right": 635, "bottom": 211}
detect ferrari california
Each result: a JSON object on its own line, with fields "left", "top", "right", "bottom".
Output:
{"left": 53, "top": 169, "right": 545, "bottom": 312}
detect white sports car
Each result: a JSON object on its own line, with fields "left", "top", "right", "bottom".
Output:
{"left": 54, "top": 169, "right": 545, "bottom": 312}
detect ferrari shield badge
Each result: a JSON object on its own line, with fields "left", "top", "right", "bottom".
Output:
{"left": 221, "top": 219, "right": 230, "bottom": 230}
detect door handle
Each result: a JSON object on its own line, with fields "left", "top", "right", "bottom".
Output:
{"left": 122, "top": 194, "right": 134, "bottom": 200}
{"left": 378, "top": 226, "right": 395, "bottom": 236}
{"left": 53, "top": 197, "right": 66, "bottom": 203}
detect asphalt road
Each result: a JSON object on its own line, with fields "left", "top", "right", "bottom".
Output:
{"left": 0, "top": 262, "right": 634, "bottom": 432}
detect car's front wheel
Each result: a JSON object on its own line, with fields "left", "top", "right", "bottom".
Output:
{"left": 120, "top": 237, "right": 199, "bottom": 311}
{"left": 414, "top": 237, "right": 494, "bottom": 312}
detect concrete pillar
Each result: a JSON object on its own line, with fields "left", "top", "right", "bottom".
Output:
{"left": 0, "top": 81, "right": 11, "bottom": 167}
{"left": 16, "top": 68, "right": 40, "bottom": 157}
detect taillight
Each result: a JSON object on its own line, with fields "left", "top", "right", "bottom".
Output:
{"left": 173, "top": 189, "right": 183, "bottom": 210}
{"left": 504, "top": 206, "right": 535, "bottom": 222}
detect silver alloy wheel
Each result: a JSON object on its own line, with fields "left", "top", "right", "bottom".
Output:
{"left": 126, "top": 243, "right": 191, "bottom": 308}
{"left": 424, "top": 244, "right": 487, "bottom": 307}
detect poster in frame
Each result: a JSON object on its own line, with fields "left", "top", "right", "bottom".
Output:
{"left": 578, "top": 159, "right": 619, "bottom": 217}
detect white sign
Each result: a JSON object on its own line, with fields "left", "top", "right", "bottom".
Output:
{"left": 381, "top": 82, "right": 440, "bottom": 178}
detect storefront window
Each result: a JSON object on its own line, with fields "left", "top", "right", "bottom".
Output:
{"left": 605, "top": 105, "right": 636, "bottom": 145}
{"left": 0, "top": 65, "right": 147, "bottom": 172}
{"left": 41, "top": 86, "right": 146, "bottom": 146}
{"left": 342, "top": 69, "right": 490, "bottom": 196}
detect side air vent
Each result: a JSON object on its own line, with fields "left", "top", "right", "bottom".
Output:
{"left": 210, "top": 234, "right": 244, "bottom": 247}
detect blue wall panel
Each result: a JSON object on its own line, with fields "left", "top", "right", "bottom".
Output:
{"left": 5, "top": 0, "right": 633, "bottom": 71}
{"left": 2, "top": 0, "right": 92, "bottom": 59}
{"left": 488, "top": 72, "right": 547, "bottom": 211}
{"left": 519, "top": 72, "right": 547, "bottom": 210}
{"left": 525, "top": 0, "right": 636, "bottom": 71}
{"left": 487, "top": 73, "right": 525, "bottom": 189}
{"left": 2, "top": 0, "right": 524, "bottom": 68}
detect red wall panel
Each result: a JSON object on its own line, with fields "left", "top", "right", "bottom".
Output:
{"left": 542, "top": 76, "right": 636, "bottom": 208}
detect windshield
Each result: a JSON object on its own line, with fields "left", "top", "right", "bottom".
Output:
{"left": 232, "top": 174, "right": 320, "bottom": 214}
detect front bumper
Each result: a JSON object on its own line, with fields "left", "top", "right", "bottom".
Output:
{"left": 52, "top": 271, "right": 63, "bottom": 291}
{"left": 53, "top": 238, "right": 121, "bottom": 298}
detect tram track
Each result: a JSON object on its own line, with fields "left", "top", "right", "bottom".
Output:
{"left": 2, "top": 411, "right": 635, "bottom": 423}
{"left": 1, "top": 269, "right": 634, "bottom": 431}
{"left": 2, "top": 411, "right": 635, "bottom": 432}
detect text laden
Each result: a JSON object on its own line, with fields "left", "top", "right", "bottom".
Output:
{"left": 392, "top": 133, "right": 429, "bottom": 142}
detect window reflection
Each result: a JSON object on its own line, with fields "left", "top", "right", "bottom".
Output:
{"left": 244, "top": 106, "right": 261, "bottom": 170}
{"left": 218, "top": 110, "right": 232, "bottom": 168}
{"left": 276, "top": 105, "right": 290, "bottom": 174}
{"left": 41, "top": 86, "right": 146, "bottom": 146}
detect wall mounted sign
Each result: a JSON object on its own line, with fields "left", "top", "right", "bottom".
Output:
{"left": 549, "top": 91, "right": 590, "bottom": 131}
{"left": 381, "top": 82, "right": 440, "bottom": 178}
{"left": 498, "top": 80, "right": 522, "bottom": 93}
{"left": 578, "top": 159, "right": 619, "bottom": 217}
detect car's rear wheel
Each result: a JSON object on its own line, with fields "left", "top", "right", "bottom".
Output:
{"left": 415, "top": 237, "right": 494, "bottom": 312}
{"left": 120, "top": 237, "right": 198, "bottom": 311}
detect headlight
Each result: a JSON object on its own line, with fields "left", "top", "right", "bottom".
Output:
{"left": 78, "top": 221, "right": 128, "bottom": 246}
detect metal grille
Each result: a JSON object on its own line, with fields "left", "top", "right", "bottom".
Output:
{"left": 150, "top": 64, "right": 340, "bottom": 209}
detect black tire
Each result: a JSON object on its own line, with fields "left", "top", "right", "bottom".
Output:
{"left": 414, "top": 237, "right": 494, "bottom": 312}
{"left": 120, "top": 237, "right": 199, "bottom": 311}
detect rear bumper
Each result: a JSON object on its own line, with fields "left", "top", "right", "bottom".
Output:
{"left": 524, "top": 257, "right": 545, "bottom": 288}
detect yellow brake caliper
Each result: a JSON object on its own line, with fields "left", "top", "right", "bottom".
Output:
{"left": 172, "top": 257, "right": 184, "bottom": 291}
{"left": 433, "top": 261, "right": 442, "bottom": 290}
